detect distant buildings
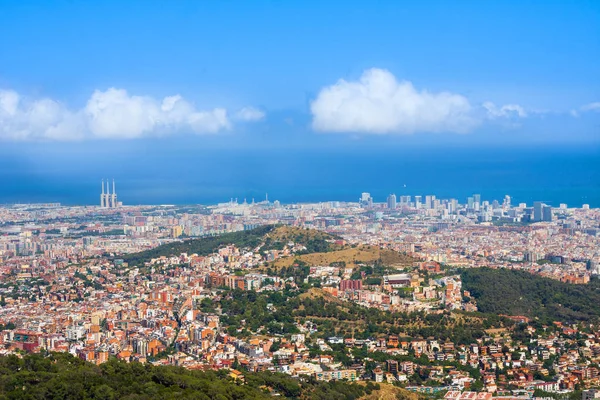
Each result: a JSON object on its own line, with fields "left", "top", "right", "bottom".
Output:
{"left": 387, "top": 194, "right": 397, "bottom": 210}
{"left": 534, "top": 201, "right": 553, "bottom": 222}
{"left": 383, "top": 273, "right": 412, "bottom": 288}
{"left": 339, "top": 280, "right": 362, "bottom": 291}
{"left": 360, "top": 192, "right": 373, "bottom": 207}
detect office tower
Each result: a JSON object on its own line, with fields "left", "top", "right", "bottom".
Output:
{"left": 425, "top": 195, "right": 433, "bottom": 209}
{"left": 415, "top": 196, "right": 422, "bottom": 209}
{"left": 467, "top": 197, "right": 474, "bottom": 210}
{"left": 542, "top": 205, "right": 553, "bottom": 222}
{"left": 360, "top": 192, "right": 372, "bottom": 206}
{"left": 503, "top": 195, "right": 511, "bottom": 209}
{"left": 387, "top": 194, "right": 397, "bottom": 210}
{"left": 449, "top": 199, "right": 458, "bottom": 213}
{"left": 533, "top": 201, "right": 543, "bottom": 222}
{"left": 473, "top": 194, "right": 481, "bottom": 211}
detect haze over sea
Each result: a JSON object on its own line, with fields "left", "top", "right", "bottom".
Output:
{"left": 1, "top": 144, "right": 598, "bottom": 208}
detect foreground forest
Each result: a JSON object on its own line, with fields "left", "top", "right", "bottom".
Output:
{"left": 0, "top": 353, "right": 380, "bottom": 400}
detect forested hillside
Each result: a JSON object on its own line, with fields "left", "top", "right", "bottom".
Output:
{"left": 203, "top": 288, "right": 513, "bottom": 344}
{"left": 0, "top": 352, "right": 378, "bottom": 400}
{"left": 461, "top": 268, "right": 600, "bottom": 323}
{"left": 121, "top": 225, "right": 342, "bottom": 267}
{"left": 121, "top": 225, "right": 276, "bottom": 266}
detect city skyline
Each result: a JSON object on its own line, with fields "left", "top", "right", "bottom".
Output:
{"left": 1, "top": 1, "right": 598, "bottom": 208}
{"left": 2, "top": 1, "right": 600, "bottom": 397}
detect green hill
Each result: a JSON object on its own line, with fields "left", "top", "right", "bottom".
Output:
{"left": 461, "top": 268, "right": 600, "bottom": 323}
{"left": 121, "top": 225, "right": 275, "bottom": 267}
{"left": 121, "top": 225, "right": 341, "bottom": 267}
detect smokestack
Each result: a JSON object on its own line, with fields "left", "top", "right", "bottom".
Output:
{"left": 101, "top": 179, "right": 105, "bottom": 207}
{"left": 112, "top": 179, "right": 117, "bottom": 208}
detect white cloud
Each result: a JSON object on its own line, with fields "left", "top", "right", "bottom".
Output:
{"left": 483, "top": 102, "right": 528, "bottom": 118}
{"left": 84, "top": 88, "right": 230, "bottom": 138}
{"left": 0, "top": 89, "right": 84, "bottom": 141}
{"left": 234, "top": 106, "right": 265, "bottom": 122}
{"left": 0, "top": 87, "right": 261, "bottom": 141}
{"left": 310, "top": 68, "right": 478, "bottom": 134}
{"left": 311, "top": 68, "right": 535, "bottom": 134}
{"left": 581, "top": 102, "right": 600, "bottom": 112}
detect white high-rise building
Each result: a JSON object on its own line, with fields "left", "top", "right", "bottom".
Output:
{"left": 387, "top": 194, "right": 397, "bottom": 210}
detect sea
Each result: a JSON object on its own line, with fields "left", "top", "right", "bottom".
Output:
{"left": 1, "top": 145, "right": 599, "bottom": 208}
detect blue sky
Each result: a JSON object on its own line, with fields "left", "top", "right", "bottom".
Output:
{"left": 0, "top": 0, "right": 598, "bottom": 147}
{"left": 0, "top": 1, "right": 599, "bottom": 206}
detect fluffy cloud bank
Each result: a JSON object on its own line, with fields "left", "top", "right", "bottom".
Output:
{"left": 310, "top": 68, "right": 527, "bottom": 134}
{"left": 0, "top": 88, "right": 262, "bottom": 141}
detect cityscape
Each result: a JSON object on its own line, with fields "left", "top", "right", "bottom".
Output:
{"left": 1, "top": 0, "right": 599, "bottom": 399}
{"left": 1, "top": 188, "right": 600, "bottom": 398}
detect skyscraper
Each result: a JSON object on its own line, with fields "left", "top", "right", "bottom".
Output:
{"left": 533, "top": 201, "right": 543, "bottom": 222}
{"left": 425, "top": 195, "right": 433, "bottom": 209}
{"left": 467, "top": 197, "right": 474, "bottom": 209}
{"left": 387, "top": 194, "right": 397, "bottom": 210}
{"left": 542, "top": 205, "right": 553, "bottom": 222}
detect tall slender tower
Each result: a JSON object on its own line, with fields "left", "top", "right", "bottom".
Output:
{"left": 112, "top": 179, "right": 117, "bottom": 208}
{"left": 101, "top": 179, "right": 105, "bottom": 207}
{"left": 106, "top": 179, "right": 111, "bottom": 208}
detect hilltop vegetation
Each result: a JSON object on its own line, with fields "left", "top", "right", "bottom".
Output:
{"left": 205, "top": 288, "right": 513, "bottom": 344}
{"left": 272, "top": 245, "right": 416, "bottom": 269}
{"left": 461, "top": 268, "right": 600, "bottom": 324}
{"left": 122, "top": 225, "right": 275, "bottom": 266}
{"left": 0, "top": 352, "right": 378, "bottom": 400}
{"left": 121, "top": 225, "right": 344, "bottom": 267}
{"left": 263, "top": 226, "right": 342, "bottom": 253}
